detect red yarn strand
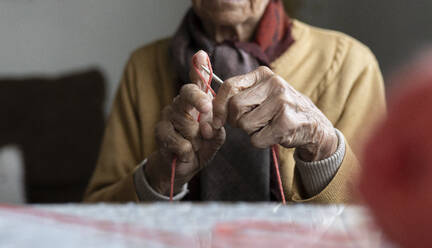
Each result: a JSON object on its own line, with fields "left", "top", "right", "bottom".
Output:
{"left": 272, "top": 145, "right": 286, "bottom": 204}
{"left": 170, "top": 157, "right": 177, "bottom": 201}
{"left": 193, "top": 56, "right": 216, "bottom": 97}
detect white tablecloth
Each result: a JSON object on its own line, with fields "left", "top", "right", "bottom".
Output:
{"left": 0, "top": 203, "right": 396, "bottom": 248}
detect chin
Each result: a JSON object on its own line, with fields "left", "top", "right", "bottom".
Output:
{"left": 209, "top": 10, "right": 248, "bottom": 26}
{"left": 194, "top": 0, "right": 251, "bottom": 25}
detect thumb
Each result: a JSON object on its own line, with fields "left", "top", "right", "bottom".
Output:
{"left": 189, "top": 50, "right": 213, "bottom": 94}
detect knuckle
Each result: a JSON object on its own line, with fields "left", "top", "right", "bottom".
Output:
{"left": 180, "top": 84, "right": 197, "bottom": 96}
{"left": 199, "top": 92, "right": 211, "bottom": 103}
{"left": 277, "top": 114, "right": 294, "bottom": 135}
{"left": 222, "top": 79, "right": 239, "bottom": 96}
{"left": 280, "top": 103, "right": 289, "bottom": 113}
{"left": 270, "top": 75, "right": 287, "bottom": 95}
{"left": 257, "top": 66, "right": 273, "bottom": 76}
{"left": 182, "top": 122, "right": 200, "bottom": 138}
{"left": 178, "top": 140, "right": 193, "bottom": 155}
{"left": 229, "top": 95, "right": 241, "bottom": 112}
{"left": 276, "top": 94, "right": 289, "bottom": 106}
{"left": 224, "top": 80, "right": 235, "bottom": 92}
{"left": 173, "top": 112, "right": 197, "bottom": 131}
{"left": 278, "top": 106, "right": 290, "bottom": 124}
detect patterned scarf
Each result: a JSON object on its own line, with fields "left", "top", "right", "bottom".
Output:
{"left": 170, "top": 0, "right": 294, "bottom": 201}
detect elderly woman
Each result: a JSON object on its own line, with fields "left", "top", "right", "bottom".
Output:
{"left": 84, "top": 0, "right": 385, "bottom": 203}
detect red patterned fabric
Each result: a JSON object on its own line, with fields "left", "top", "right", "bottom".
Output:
{"left": 248, "top": 0, "right": 294, "bottom": 64}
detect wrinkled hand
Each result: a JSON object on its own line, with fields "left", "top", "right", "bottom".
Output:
{"left": 145, "top": 51, "right": 226, "bottom": 196}
{"left": 212, "top": 66, "right": 337, "bottom": 162}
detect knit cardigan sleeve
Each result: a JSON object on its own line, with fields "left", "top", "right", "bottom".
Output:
{"left": 83, "top": 39, "right": 175, "bottom": 203}
{"left": 290, "top": 39, "right": 386, "bottom": 203}
{"left": 83, "top": 55, "right": 142, "bottom": 203}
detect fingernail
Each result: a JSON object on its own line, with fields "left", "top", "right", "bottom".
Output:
{"left": 213, "top": 117, "right": 222, "bottom": 129}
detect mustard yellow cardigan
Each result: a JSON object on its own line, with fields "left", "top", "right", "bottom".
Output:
{"left": 84, "top": 20, "right": 386, "bottom": 203}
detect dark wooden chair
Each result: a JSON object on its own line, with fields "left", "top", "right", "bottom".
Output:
{"left": 0, "top": 69, "right": 105, "bottom": 203}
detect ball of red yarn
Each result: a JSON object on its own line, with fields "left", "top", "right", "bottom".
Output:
{"left": 359, "top": 52, "right": 432, "bottom": 248}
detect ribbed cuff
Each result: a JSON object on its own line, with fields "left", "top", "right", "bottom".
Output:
{"left": 294, "top": 129, "right": 346, "bottom": 197}
{"left": 133, "top": 159, "right": 189, "bottom": 202}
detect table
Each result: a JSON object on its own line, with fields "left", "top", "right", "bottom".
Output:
{"left": 0, "top": 203, "right": 396, "bottom": 248}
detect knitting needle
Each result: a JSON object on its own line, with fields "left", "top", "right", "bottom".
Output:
{"left": 200, "top": 65, "right": 224, "bottom": 85}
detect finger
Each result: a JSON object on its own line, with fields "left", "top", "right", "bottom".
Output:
{"left": 155, "top": 120, "right": 195, "bottom": 163}
{"left": 213, "top": 66, "right": 274, "bottom": 129}
{"left": 174, "top": 84, "right": 212, "bottom": 116}
{"left": 227, "top": 75, "right": 277, "bottom": 127}
{"left": 235, "top": 75, "right": 293, "bottom": 132}
{"left": 212, "top": 126, "right": 226, "bottom": 149}
{"left": 249, "top": 104, "right": 290, "bottom": 149}
{"left": 200, "top": 121, "right": 214, "bottom": 140}
{"left": 250, "top": 104, "right": 304, "bottom": 149}
{"left": 189, "top": 50, "right": 212, "bottom": 92}
{"left": 249, "top": 120, "right": 281, "bottom": 149}
{"left": 237, "top": 93, "right": 284, "bottom": 135}
{"left": 171, "top": 109, "right": 201, "bottom": 151}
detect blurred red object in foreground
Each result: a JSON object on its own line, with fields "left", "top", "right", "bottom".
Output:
{"left": 360, "top": 51, "right": 432, "bottom": 248}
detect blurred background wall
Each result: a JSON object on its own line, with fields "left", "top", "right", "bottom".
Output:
{"left": 0, "top": 0, "right": 190, "bottom": 113}
{"left": 295, "top": 0, "right": 432, "bottom": 86}
{"left": 1, "top": 0, "right": 431, "bottom": 112}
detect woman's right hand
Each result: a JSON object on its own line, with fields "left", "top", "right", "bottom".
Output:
{"left": 144, "top": 51, "right": 226, "bottom": 196}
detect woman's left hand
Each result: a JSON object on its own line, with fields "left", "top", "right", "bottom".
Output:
{"left": 212, "top": 66, "right": 338, "bottom": 162}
